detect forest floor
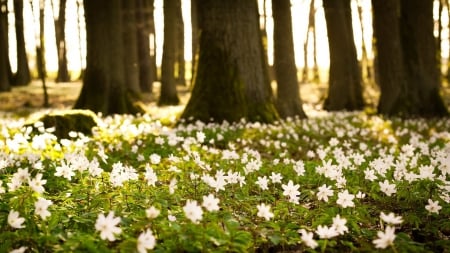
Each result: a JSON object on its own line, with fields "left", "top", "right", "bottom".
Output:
{"left": 0, "top": 80, "right": 449, "bottom": 118}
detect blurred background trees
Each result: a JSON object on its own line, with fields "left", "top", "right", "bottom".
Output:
{"left": 1, "top": 0, "right": 449, "bottom": 119}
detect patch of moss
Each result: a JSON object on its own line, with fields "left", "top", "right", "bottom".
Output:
{"left": 27, "top": 109, "right": 99, "bottom": 139}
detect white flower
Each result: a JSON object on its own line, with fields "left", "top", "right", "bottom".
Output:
{"left": 88, "top": 158, "right": 103, "bottom": 177}
{"left": 183, "top": 200, "right": 203, "bottom": 223}
{"left": 256, "top": 203, "right": 274, "bottom": 221}
{"left": 28, "top": 173, "right": 47, "bottom": 194}
{"left": 202, "top": 194, "right": 220, "bottom": 212}
{"left": 336, "top": 189, "right": 355, "bottom": 208}
{"left": 144, "top": 165, "right": 158, "bottom": 186}
{"left": 95, "top": 211, "right": 122, "bottom": 241}
{"left": 54, "top": 161, "right": 75, "bottom": 181}
{"left": 146, "top": 206, "right": 160, "bottom": 219}
{"left": 425, "top": 199, "right": 442, "bottom": 214}
{"left": 9, "top": 246, "right": 27, "bottom": 253}
{"left": 293, "top": 160, "right": 305, "bottom": 176}
{"left": 379, "top": 180, "right": 396, "bottom": 196}
{"left": 380, "top": 212, "right": 403, "bottom": 225}
{"left": 149, "top": 153, "right": 161, "bottom": 165}
{"left": 316, "top": 184, "right": 333, "bottom": 202}
{"left": 332, "top": 214, "right": 348, "bottom": 235}
{"left": 315, "top": 225, "right": 339, "bottom": 239}
{"left": 364, "top": 169, "right": 377, "bottom": 181}
{"left": 7, "top": 174, "right": 23, "bottom": 192}
{"left": 35, "top": 197, "right": 53, "bottom": 220}
{"left": 373, "top": 226, "right": 396, "bottom": 249}
{"left": 256, "top": 176, "right": 269, "bottom": 190}
{"left": 168, "top": 214, "right": 177, "bottom": 222}
{"left": 298, "top": 229, "right": 318, "bottom": 249}
{"left": 16, "top": 168, "right": 30, "bottom": 184}
{"left": 282, "top": 180, "right": 300, "bottom": 202}
{"left": 169, "top": 178, "right": 177, "bottom": 194}
{"left": 8, "top": 210, "right": 25, "bottom": 229}
{"left": 196, "top": 131, "right": 206, "bottom": 143}
{"left": 269, "top": 172, "right": 282, "bottom": 184}
{"left": 137, "top": 229, "right": 156, "bottom": 253}
{"left": 356, "top": 191, "right": 366, "bottom": 199}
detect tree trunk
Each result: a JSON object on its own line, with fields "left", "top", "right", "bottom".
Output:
{"left": 13, "top": 0, "right": 31, "bottom": 86}
{"left": 322, "top": 0, "right": 364, "bottom": 111}
{"left": 272, "top": 0, "right": 306, "bottom": 118}
{"left": 75, "top": 0, "right": 143, "bottom": 115}
{"left": 175, "top": 0, "right": 185, "bottom": 85}
{"left": 356, "top": 0, "right": 373, "bottom": 84}
{"left": 301, "top": 0, "right": 315, "bottom": 83}
{"left": 180, "top": 0, "right": 278, "bottom": 123}
{"left": 190, "top": 0, "right": 199, "bottom": 83}
{"left": 38, "top": 2, "right": 49, "bottom": 107}
{"left": 447, "top": 0, "right": 450, "bottom": 82}
{"left": 136, "top": 0, "right": 154, "bottom": 93}
{"left": 53, "top": 0, "right": 70, "bottom": 82}
{"left": 0, "top": 0, "right": 11, "bottom": 91}
{"left": 158, "top": 0, "right": 180, "bottom": 105}
{"left": 123, "top": 0, "right": 141, "bottom": 95}
{"left": 399, "top": 0, "right": 448, "bottom": 116}
{"left": 311, "top": 0, "right": 320, "bottom": 82}
{"left": 76, "top": 0, "right": 84, "bottom": 79}
{"left": 372, "top": 0, "right": 408, "bottom": 115}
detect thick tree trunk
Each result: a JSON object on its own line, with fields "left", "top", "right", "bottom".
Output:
{"left": 136, "top": 0, "right": 154, "bottom": 93}
{"left": 13, "top": 0, "right": 31, "bottom": 86}
{"left": 159, "top": 0, "right": 180, "bottom": 105}
{"left": 53, "top": 0, "right": 70, "bottom": 82}
{"left": 75, "top": 0, "right": 143, "bottom": 115}
{"left": 181, "top": 0, "right": 278, "bottom": 123}
{"left": 323, "top": 0, "right": 364, "bottom": 111}
{"left": 399, "top": 0, "right": 448, "bottom": 116}
{"left": 372, "top": 0, "right": 408, "bottom": 115}
{"left": 0, "top": 0, "right": 11, "bottom": 92}
{"left": 123, "top": 0, "right": 141, "bottom": 95}
{"left": 272, "top": 0, "right": 306, "bottom": 118}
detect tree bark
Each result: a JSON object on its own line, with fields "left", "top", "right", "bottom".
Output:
{"left": 272, "top": 0, "right": 306, "bottom": 118}
{"left": 12, "top": 0, "right": 31, "bottom": 86}
{"left": 53, "top": 0, "right": 70, "bottom": 82}
{"left": 158, "top": 0, "right": 180, "bottom": 105}
{"left": 76, "top": 0, "right": 84, "bottom": 79}
{"left": 322, "top": 0, "right": 364, "bottom": 111}
{"left": 136, "top": 0, "right": 155, "bottom": 92}
{"left": 38, "top": 2, "right": 49, "bottom": 107}
{"left": 75, "top": 0, "right": 143, "bottom": 115}
{"left": 190, "top": 0, "right": 199, "bottom": 83}
{"left": 372, "top": 0, "right": 408, "bottom": 115}
{"left": 399, "top": 0, "right": 448, "bottom": 116}
{"left": 180, "top": 0, "right": 278, "bottom": 123}
{"left": 123, "top": 0, "right": 141, "bottom": 95}
{"left": 0, "top": 0, "right": 11, "bottom": 92}
{"left": 175, "top": 0, "right": 185, "bottom": 85}
{"left": 301, "top": 0, "right": 315, "bottom": 83}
